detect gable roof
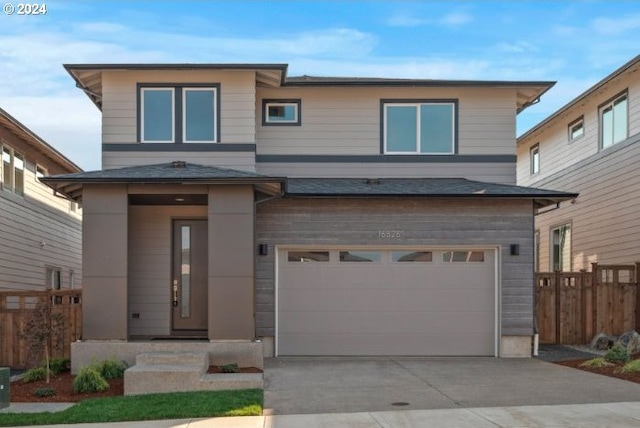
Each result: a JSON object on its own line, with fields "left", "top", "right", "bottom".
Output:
{"left": 0, "top": 107, "right": 81, "bottom": 173}
{"left": 518, "top": 54, "right": 640, "bottom": 143}
{"left": 40, "top": 161, "right": 285, "bottom": 200}
{"left": 285, "top": 177, "right": 577, "bottom": 209}
{"left": 64, "top": 63, "right": 554, "bottom": 114}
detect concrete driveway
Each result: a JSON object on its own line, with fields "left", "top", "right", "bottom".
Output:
{"left": 264, "top": 357, "right": 640, "bottom": 415}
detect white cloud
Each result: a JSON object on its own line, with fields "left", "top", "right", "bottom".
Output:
{"left": 441, "top": 12, "right": 472, "bottom": 26}
{"left": 495, "top": 41, "right": 539, "bottom": 54}
{"left": 387, "top": 13, "right": 426, "bottom": 27}
{"left": 592, "top": 14, "right": 640, "bottom": 35}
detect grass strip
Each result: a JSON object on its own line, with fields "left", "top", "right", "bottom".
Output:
{"left": 0, "top": 389, "right": 262, "bottom": 426}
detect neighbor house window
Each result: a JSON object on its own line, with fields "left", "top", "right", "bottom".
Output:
{"left": 383, "top": 100, "right": 456, "bottom": 154}
{"left": 2, "top": 146, "right": 24, "bottom": 196}
{"left": 568, "top": 117, "right": 584, "bottom": 142}
{"left": 600, "top": 92, "right": 627, "bottom": 149}
{"left": 139, "top": 84, "right": 219, "bottom": 143}
{"left": 530, "top": 144, "right": 540, "bottom": 175}
{"left": 46, "top": 266, "right": 61, "bottom": 290}
{"left": 535, "top": 230, "right": 540, "bottom": 271}
{"left": 551, "top": 223, "right": 571, "bottom": 272}
{"left": 35, "top": 164, "right": 47, "bottom": 180}
{"left": 263, "top": 99, "right": 301, "bottom": 125}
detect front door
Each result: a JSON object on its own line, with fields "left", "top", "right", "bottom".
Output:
{"left": 172, "top": 219, "right": 208, "bottom": 335}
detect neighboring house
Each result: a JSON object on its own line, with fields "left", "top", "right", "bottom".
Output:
{"left": 42, "top": 63, "right": 574, "bottom": 361}
{"left": 517, "top": 55, "right": 640, "bottom": 272}
{"left": 0, "top": 108, "right": 82, "bottom": 292}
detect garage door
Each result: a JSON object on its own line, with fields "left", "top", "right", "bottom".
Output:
{"left": 277, "top": 248, "right": 496, "bottom": 356}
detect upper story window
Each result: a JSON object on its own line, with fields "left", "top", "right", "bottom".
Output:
{"left": 35, "top": 164, "right": 47, "bottom": 180}
{"left": 530, "top": 144, "right": 540, "bottom": 175}
{"left": 138, "top": 84, "right": 220, "bottom": 143}
{"left": 568, "top": 117, "right": 584, "bottom": 142}
{"left": 382, "top": 100, "right": 456, "bottom": 154}
{"left": 263, "top": 99, "right": 301, "bottom": 126}
{"left": 600, "top": 92, "right": 628, "bottom": 149}
{"left": 2, "top": 145, "right": 24, "bottom": 196}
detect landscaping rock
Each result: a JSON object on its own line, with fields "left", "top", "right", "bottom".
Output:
{"left": 616, "top": 330, "right": 640, "bottom": 354}
{"left": 590, "top": 333, "right": 614, "bottom": 350}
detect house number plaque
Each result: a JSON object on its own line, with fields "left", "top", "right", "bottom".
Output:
{"left": 377, "top": 230, "right": 403, "bottom": 238}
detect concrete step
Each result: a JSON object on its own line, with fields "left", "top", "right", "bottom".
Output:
{"left": 198, "top": 373, "right": 263, "bottom": 391}
{"left": 124, "top": 364, "right": 204, "bottom": 395}
{"left": 135, "top": 351, "right": 209, "bottom": 367}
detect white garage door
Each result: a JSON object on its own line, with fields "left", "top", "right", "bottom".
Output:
{"left": 277, "top": 248, "right": 496, "bottom": 356}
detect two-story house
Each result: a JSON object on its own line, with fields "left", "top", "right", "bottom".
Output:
{"left": 517, "top": 55, "right": 640, "bottom": 272}
{"left": 0, "top": 108, "right": 82, "bottom": 292}
{"left": 43, "top": 63, "right": 574, "bottom": 365}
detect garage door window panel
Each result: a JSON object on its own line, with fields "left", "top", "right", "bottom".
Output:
{"left": 443, "top": 251, "right": 485, "bottom": 262}
{"left": 391, "top": 251, "right": 433, "bottom": 262}
{"left": 339, "top": 251, "right": 381, "bottom": 262}
{"left": 287, "top": 251, "right": 330, "bottom": 263}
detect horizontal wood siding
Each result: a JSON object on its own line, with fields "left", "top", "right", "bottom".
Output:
{"left": 128, "top": 205, "right": 207, "bottom": 337}
{"left": 256, "top": 162, "right": 516, "bottom": 183}
{"left": 101, "top": 70, "right": 256, "bottom": 145}
{"left": 532, "top": 134, "right": 640, "bottom": 271}
{"left": 518, "top": 72, "right": 640, "bottom": 187}
{"left": 255, "top": 198, "right": 534, "bottom": 338}
{"left": 103, "top": 151, "right": 256, "bottom": 171}
{"left": 0, "top": 128, "right": 82, "bottom": 292}
{"left": 256, "top": 86, "right": 517, "bottom": 157}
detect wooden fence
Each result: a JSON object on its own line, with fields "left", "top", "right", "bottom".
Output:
{"left": 536, "top": 263, "right": 640, "bottom": 344}
{"left": 0, "top": 289, "right": 82, "bottom": 368}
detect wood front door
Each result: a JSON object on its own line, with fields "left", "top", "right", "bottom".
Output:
{"left": 171, "top": 219, "right": 208, "bottom": 335}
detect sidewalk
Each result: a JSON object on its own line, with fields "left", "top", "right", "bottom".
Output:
{"left": 7, "top": 401, "right": 640, "bottom": 427}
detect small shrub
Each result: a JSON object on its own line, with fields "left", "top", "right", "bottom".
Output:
{"left": 219, "top": 363, "right": 239, "bottom": 373}
{"left": 620, "top": 359, "right": 640, "bottom": 374}
{"left": 33, "top": 387, "right": 56, "bottom": 398}
{"left": 98, "top": 358, "right": 127, "bottom": 380}
{"left": 48, "top": 358, "right": 71, "bottom": 375}
{"left": 73, "top": 366, "right": 109, "bottom": 393}
{"left": 23, "top": 367, "right": 49, "bottom": 383}
{"left": 605, "top": 343, "right": 630, "bottom": 363}
{"left": 580, "top": 357, "right": 614, "bottom": 368}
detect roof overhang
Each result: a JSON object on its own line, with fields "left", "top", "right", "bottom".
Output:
{"left": 0, "top": 108, "right": 81, "bottom": 173}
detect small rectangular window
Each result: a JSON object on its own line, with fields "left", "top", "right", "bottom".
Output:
{"left": 1, "top": 145, "right": 24, "bottom": 196}
{"left": 568, "top": 117, "right": 584, "bottom": 142}
{"left": 183, "top": 88, "right": 217, "bottom": 142}
{"left": 35, "top": 164, "right": 47, "bottom": 180}
{"left": 263, "top": 100, "right": 301, "bottom": 125}
{"left": 551, "top": 223, "right": 571, "bottom": 272}
{"left": 46, "top": 266, "right": 62, "bottom": 290}
{"left": 443, "top": 251, "right": 485, "bottom": 263}
{"left": 391, "top": 251, "right": 433, "bottom": 262}
{"left": 141, "top": 88, "right": 174, "bottom": 142}
{"left": 600, "top": 92, "right": 628, "bottom": 149}
{"left": 2, "top": 147, "right": 12, "bottom": 191}
{"left": 339, "top": 251, "right": 381, "bottom": 262}
{"left": 288, "top": 251, "right": 329, "bottom": 262}
{"left": 530, "top": 144, "right": 540, "bottom": 175}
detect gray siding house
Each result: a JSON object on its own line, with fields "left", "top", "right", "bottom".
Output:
{"left": 0, "top": 108, "right": 82, "bottom": 292}
{"left": 43, "top": 63, "right": 574, "bottom": 363}
{"left": 517, "top": 55, "right": 640, "bottom": 272}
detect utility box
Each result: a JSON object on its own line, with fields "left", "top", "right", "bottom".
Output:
{"left": 0, "top": 367, "right": 9, "bottom": 409}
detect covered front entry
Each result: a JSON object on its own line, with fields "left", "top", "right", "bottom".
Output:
{"left": 277, "top": 247, "right": 497, "bottom": 356}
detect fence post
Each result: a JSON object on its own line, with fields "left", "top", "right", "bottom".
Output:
{"left": 591, "top": 263, "right": 599, "bottom": 337}
{"left": 555, "top": 270, "right": 562, "bottom": 344}
{"left": 580, "top": 269, "right": 587, "bottom": 343}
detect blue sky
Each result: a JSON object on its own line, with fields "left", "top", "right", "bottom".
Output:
{"left": 0, "top": 0, "right": 638, "bottom": 170}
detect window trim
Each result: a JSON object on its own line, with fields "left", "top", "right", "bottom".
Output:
{"left": 550, "top": 222, "right": 572, "bottom": 272}
{"left": 35, "top": 164, "right": 48, "bottom": 181}
{"left": 2, "top": 144, "right": 25, "bottom": 196}
{"left": 567, "top": 116, "right": 584, "bottom": 142}
{"left": 137, "top": 83, "right": 221, "bottom": 144}
{"left": 262, "top": 99, "right": 301, "bottom": 126}
{"left": 380, "top": 99, "right": 458, "bottom": 155}
{"left": 598, "top": 90, "right": 628, "bottom": 150}
{"left": 530, "top": 144, "right": 540, "bottom": 176}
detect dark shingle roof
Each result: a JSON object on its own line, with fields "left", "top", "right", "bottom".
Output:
{"left": 286, "top": 177, "right": 577, "bottom": 208}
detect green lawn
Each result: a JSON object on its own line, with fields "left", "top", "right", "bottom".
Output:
{"left": 0, "top": 389, "right": 263, "bottom": 426}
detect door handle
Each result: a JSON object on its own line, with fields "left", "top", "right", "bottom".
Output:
{"left": 173, "top": 280, "right": 178, "bottom": 307}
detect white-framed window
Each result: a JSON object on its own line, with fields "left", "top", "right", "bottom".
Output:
{"left": 600, "top": 92, "right": 628, "bottom": 149}
{"left": 139, "top": 84, "right": 219, "bottom": 143}
{"left": 530, "top": 144, "right": 540, "bottom": 175}
{"left": 46, "top": 266, "right": 62, "bottom": 290}
{"left": 69, "top": 270, "right": 75, "bottom": 289}
{"left": 2, "top": 145, "right": 24, "bottom": 196}
{"left": 383, "top": 100, "right": 456, "bottom": 154}
{"left": 568, "top": 117, "right": 584, "bottom": 142}
{"left": 551, "top": 223, "right": 571, "bottom": 272}
{"left": 263, "top": 99, "right": 301, "bottom": 125}
{"left": 35, "top": 164, "right": 48, "bottom": 180}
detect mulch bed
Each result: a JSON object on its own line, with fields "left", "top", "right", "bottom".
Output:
{"left": 554, "top": 354, "right": 640, "bottom": 384}
{"left": 10, "top": 365, "right": 262, "bottom": 403}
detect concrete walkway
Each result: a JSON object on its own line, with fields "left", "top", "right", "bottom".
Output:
{"left": 6, "top": 402, "right": 640, "bottom": 427}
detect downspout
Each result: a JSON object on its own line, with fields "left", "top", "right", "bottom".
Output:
{"left": 532, "top": 200, "right": 539, "bottom": 356}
